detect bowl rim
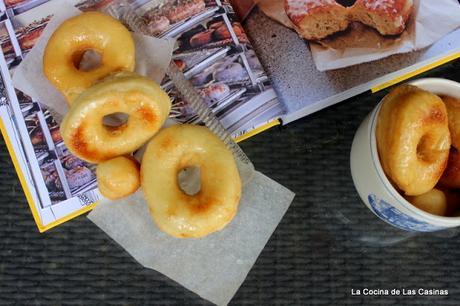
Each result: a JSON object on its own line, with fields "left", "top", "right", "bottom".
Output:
{"left": 370, "top": 78, "right": 460, "bottom": 224}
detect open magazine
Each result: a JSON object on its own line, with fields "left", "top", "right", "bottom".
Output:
{"left": 0, "top": 0, "right": 459, "bottom": 232}
{"left": 0, "top": 0, "right": 284, "bottom": 231}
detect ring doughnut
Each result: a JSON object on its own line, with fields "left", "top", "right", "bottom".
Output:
{"left": 376, "top": 85, "right": 451, "bottom": 196}
{"left": 60, "top": 72, "right": 171, "bottom": 164}
{"left": 43, "top": 12, "right": 135, "bottom": 104}
{"left": 97, "top": 156, "right": 140, "bottom": 200}
{"left": 439, "top": 147, "right": 460, "bottom": 189}
{"left": 442, "top": 96, "right": 460, "bottom": 150}
{"left": 141, "top": 124, "right": 241, "bottom": 238}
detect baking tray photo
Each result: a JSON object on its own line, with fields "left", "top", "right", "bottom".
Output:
{"left": 38, "top": 154, "right": 67, "bottom": 205}
{"left": 173, "top": 14, "right": 248, "bottom": 54}
{"left": 0, "top": 20, "right": 17, "bottom": 65}
{"left": 218, "top": 89, "right": 281, "bottom": 134}
{"left": 5, "top": 0, "right": 49, "bottom": 14}
{"left": 12, "top": 14, "right": 50, "bottom": 58}
{"left": 57, "top": 147, "right": 97, "bottom": 197}
{"left": 16, "top": 89, "right": 36, "bottom": 112}
{"left": 136, "top": 0, "right": 220, "bottom": 38}
{"left": 161, "top": 46, "right": 230, "bottom": 89}
{"left": 25, "top": 112, "right": 48, "bottom": 153}
{"left": 42, "top": 108, "right": 63, "bottom": 144}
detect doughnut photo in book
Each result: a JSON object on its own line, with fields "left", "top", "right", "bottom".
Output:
{"left": 278, "top": 0, "right": 416, "bottom": 49}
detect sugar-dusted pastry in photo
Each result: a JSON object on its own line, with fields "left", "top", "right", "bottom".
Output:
{"left": 200, "top": 83, "right": 231, "bottom": 105}
{"left": 162, "top": 0, "right": 206, "bottom": 24}
{"left": 350, "top": 0, "right": 413, "bottom": 35}
{"left": 284, "top": 0, "right": 349, "bottom": 40}
{"left": 146, "top": 14, "right": 170, "bottom": 35}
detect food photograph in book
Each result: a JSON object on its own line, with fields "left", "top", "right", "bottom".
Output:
{"left": 0, "top": 0, "right": 100, "bottom": 227}
{"left": 135, "top": 0, "right": 283, "bottom": 137}
{"left": 0, "top": 0, "right": 284, "bottom": 228}
{"left": 5, "top": 0, "right": 284, "bottom": 138}
{"left": 14, "top": 90, "right": 98, "bottom": 206}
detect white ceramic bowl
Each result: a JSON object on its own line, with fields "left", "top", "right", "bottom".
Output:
{"left": 350, "top": 78, "right": 460, "bottom": 232}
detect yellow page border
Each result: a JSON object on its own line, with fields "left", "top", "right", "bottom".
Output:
{"left": 371, "top": 52, "right": 460, "bottom": 93}
{"left": 0, "top": 117, "right": 97, "bottom": 233}
{"left": 234, "top": 119, "right": 281, "bottom": 143}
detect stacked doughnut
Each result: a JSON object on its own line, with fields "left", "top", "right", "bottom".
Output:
{"left": 284, "top": 0, "right": 413, "bottom": 40}
{"left": 376, "top": 85, "right": 460, "bottom": 216}
{"left": 43, "top": 12, "right": 241, "bottom": 238}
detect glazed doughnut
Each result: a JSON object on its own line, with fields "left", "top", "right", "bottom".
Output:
{"left": 97, "top": 156, "right": 140, "bottom": 200}
{"left": 376, "top": 85, "right": 450, "bottom": 196}
{"left": 439, "top": 147, "right": 460, "bottom": 189}
{"left": 141, "top": 124, "right": 241, "bottom": 238}
{"left": 60, "top": 72, "right": 171, "bottom": 164}
{"left": 43, "top": 12, "right": 135, "bottom": 104}
{"left": 406, "top": 188, "right": 447, "bottom": 216}
{"left": 350, "top": 0, "right": 413, "bottom": 35}
{"left": 442, "top": 96, "right": 460, "bottom": 150}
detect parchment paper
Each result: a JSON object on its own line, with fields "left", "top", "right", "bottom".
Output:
{"left": 256, "top": 0, "right": 460, "bottom": 71}
{"left": 12, "top": 2, "right": 175, "bottom": 119}
{"left": 88, "top": 171, "right": 295, "bottom": 306}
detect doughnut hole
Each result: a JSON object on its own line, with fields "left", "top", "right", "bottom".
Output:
{"left": 97, "top": 156, "right": 140, "bottom": 200}
{"left": 102, "top": 112, "right": 129, "bottom": 133}
{"left": 406, "top": 188, "right": 447, "bottom": 216}
{"left": 417, "top": 128, "right": 450, "bottom": 164}
{"left": 177, "top": 166, "right": 201, "bottom": 196}
{"left": 416, "top": 134, "right": 438, "bottom": 163}
{"left": 72, "top": 49, "right": 103, "bottom": 71}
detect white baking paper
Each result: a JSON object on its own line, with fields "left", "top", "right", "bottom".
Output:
{"left": 88, "top": 171, "right": 295, "bottom": 306}
{"left": 311, "top": 0, "right": 460, "bottom": 71}
{"left": 12, "top": 2, "right": 175, "bottom": 119}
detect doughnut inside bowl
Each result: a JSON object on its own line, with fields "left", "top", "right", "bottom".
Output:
{"left": 350, "top": 78, "right": 460, "bottom": 232}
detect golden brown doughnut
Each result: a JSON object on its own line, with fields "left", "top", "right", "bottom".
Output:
{"left": 43, "top": 12, "right": 135, "bottom": 104}
{"left": 439, "top": 147, "right": 460, "bottom": 189}
{"left": 376, "top": 85, "right": 451, "bottom": 196}
{"left": 60, "top": 72, "right": 171, "bottom": 163}
{"left": 141, "top": 124, "right": 241, "bottom": 238}
{"left": 442, "top": 96, "right": 460, "bottom": 150}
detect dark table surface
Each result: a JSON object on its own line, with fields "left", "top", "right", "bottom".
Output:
{"left": 1, "top": 33, "right": 460, "bottom": 306}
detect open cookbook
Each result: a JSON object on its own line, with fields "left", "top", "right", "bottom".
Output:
{"left": 0, "top": 0, "right": 459, "bottom": 232}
